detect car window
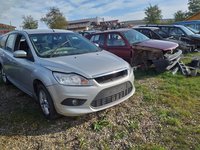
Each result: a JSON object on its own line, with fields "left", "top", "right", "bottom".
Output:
{"left": 140, "top": 29, "right": 151, "bottom": 38}
{"left": 15, "top": 34, "right": 30, "bottom": 52}
{"left": 83, "top": 32, "right": 90, "bottom": 37}
{"left": 154, "top": 29, "right": 169, "bottom": 38}
{"left": 169, "top": 28, "right": 185, "bottom": 36}
{"left": 185, "top": 24, "right": 195, "bottom": 29}
{"left": 14, "top": 34, "right": 34, "bottom": 61}
{"left": 123, "top": 30, "right": 149, "bottom": 44}
{"left": 0, "top": 35, "right": 8, "bottom": 49}
{"left": 90, "top": 34, "right": 105, "bottom": 46}
{"left": 186, "top": 26, "right": 199, "bottom": 34}
{"left": 107, "top": 33, "right": 125, "bottom": 46}
{"left": 160, "top": 27, "right": 169, "bottom": 33}
{"left": 151, "top": 31, "right": 160, "bottom": 39}
{"left": 196, "top": 24, "right": 200, "bottom": 31}
{"left": 5, "top": 34, "right": 16, "bottom": 52}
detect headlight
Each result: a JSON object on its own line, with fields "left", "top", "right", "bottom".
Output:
{"left": 53, "top": 72, "right": 91, "bottom": 86}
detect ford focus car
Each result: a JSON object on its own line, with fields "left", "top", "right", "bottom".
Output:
{"left": 0, "top": 29, "right": 135, "bottom": 119}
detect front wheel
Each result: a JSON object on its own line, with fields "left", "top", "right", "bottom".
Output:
{"left": 37, "top": 84, "right": 59, "bottom": 120}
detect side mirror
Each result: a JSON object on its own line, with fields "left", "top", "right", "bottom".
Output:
{"left": 13, "top": 50, "right": 27, "bottom": 58}
{"left": 95, "top": 43, "right": 99, "bottom": 47}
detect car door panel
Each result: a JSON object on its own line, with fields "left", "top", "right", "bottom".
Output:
{"left": 11, "top": 35, "right": 35, "bottom": 94}
{"left": 105, "top": 33, "right": 131, "bottom": 63}
{"left": 11, "top": 58, "right": 34, "bottom": 95}
{"left": 3, "top": 34, "right": 17, "bottom": 81}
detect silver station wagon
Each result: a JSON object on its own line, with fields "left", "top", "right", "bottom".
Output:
{"left": 0, "top": 29, "right": 135, "bottom": 119}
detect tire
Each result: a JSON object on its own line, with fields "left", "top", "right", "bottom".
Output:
{"left": 37, "top": 83, "right": 60, "bottom": 120}
{"left": 0, "top": 66, "right": 10, "bottom": 84}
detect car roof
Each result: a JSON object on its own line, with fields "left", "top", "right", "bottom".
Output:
{"left": 13, "top": 29, "right": 73, "bottom": 34}
{"left": 92, "top": 28, "right": 131, "bottom": 34}
{"left": 133, "top": 27, "right": 160, "bottom": 30}
{"left": 146, "top": 24, "right": 185, "bottom": 28}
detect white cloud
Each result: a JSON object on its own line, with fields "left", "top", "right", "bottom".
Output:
{"left": 0, "top": 0, "right": 189, "bottom": 29}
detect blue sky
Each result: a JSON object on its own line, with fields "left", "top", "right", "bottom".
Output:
{"left": 0, "top": 0, "right": 188, "bottom": 29}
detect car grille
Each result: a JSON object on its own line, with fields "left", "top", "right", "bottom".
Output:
{"left": 91, "top": 81, "right": 132, "bottom": 107}
{"left": 94, "top": 70, "right": 128, "bottom": 84}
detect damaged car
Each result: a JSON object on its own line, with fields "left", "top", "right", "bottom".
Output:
{"left": 134, "top": 27, "right": 192, "bottom": 53}
{"left": 87, "top": 29, "right": 182, "bottom": 72}
{"left": 144, "top": 25, "right": 200, "bottom": 51}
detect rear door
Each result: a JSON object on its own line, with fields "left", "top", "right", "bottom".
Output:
{"left": 3, "top": 33, "right": 17, "bottom": 81}
{"left": 105, "top": 32, "right": 131, "bottom": 63}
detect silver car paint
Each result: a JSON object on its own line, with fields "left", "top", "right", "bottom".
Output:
{"left": 0, "top": 29, "right": 135, "bottom": 116}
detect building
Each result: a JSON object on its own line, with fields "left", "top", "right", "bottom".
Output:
{"left": 186, "top": 11, "right": 200, "bottom": 20}
{"left": 68, "top": 17, "right": 174, "bottom": 31}
{"left": 67, "top": 17, "right": 104, "bottom": 31}
{"left": 0, "top": 23, "right": 16, "bottom": 35}
{"left": 120, "top": 20, "right": 146, "bottom": 27}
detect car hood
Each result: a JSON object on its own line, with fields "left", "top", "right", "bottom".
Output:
{"left": 134, "top": 39, "right": 178, "bottom": 51}
{"left": 38, "top": 50, "right": 129, "bottom": 78}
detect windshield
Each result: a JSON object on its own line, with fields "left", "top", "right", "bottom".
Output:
{"left": 180, "top": 26, "right": 194, "bottom": 35}
{"left": 123, "top": 29, "right": 149, "bottom": 44}
{"left": 186, "top": 26, "right": 199, "bottom": 34}
{"left": 29, "top": 32, "right": 100, "bottom": 58}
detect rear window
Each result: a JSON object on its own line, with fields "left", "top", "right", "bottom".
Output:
{"left": 90, "top": 34, "right": 105, "bottom": 46}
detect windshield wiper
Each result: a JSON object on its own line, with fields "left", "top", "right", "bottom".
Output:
{"left": 48, "top": 40, "right": 70, "bottom": 57}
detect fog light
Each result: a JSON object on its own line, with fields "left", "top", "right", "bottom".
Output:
{"left": 72, "top": 99, "right": 78, "bottom": 106}
{"left": 61, "top": 98, "right": 87, "bottom": 106}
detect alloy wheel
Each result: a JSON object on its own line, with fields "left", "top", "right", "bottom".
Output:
{"left": 39, "top": 89, "right": 50, "bottom": 116}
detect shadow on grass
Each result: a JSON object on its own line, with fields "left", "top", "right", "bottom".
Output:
{"left": 0, "top": 84, "right": 94, "bottom": 136}
{"left": 134, "top": 68, "right": 160, "bottom": 80}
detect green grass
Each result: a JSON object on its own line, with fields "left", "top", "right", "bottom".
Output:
{"left": 92, "top": 117, "right": 111, "bottom": 132}
{"left": 135, "top": 67, "right": 200, "bottom": 149}
{"left": 181, "top": 52, "right": 200, "bottom": 64}
{"left": 127, "top": 119, "right": 140, "bottom": 130}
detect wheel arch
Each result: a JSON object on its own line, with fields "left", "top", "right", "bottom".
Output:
{"left": 33, "top": 79, "right": 45, "bottom": 96}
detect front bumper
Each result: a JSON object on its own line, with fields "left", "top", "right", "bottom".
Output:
{"left": 153, "top": 49, "right": 182, "bottom": 72}
{"left": 47, "top": 70, "right": 135, "bottom": 116}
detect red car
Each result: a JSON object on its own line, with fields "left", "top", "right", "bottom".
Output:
{"left": 86, "top": 29, "right": 182, "bottom": 71}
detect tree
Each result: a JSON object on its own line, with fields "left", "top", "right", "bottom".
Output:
{"left": 174, "top": 10, "right": 187, "bottom": 22}
{"left": 41, "top": 7, "right": 68, "bottom": 29}
{"left": 144, "top": 4, "right": 162, "bottom": 24}
{"left": 22, "top": 15, "right": 38, "bottom": 29}
{"left": 188, "top": 0, "right": 200, "bottom": 16}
